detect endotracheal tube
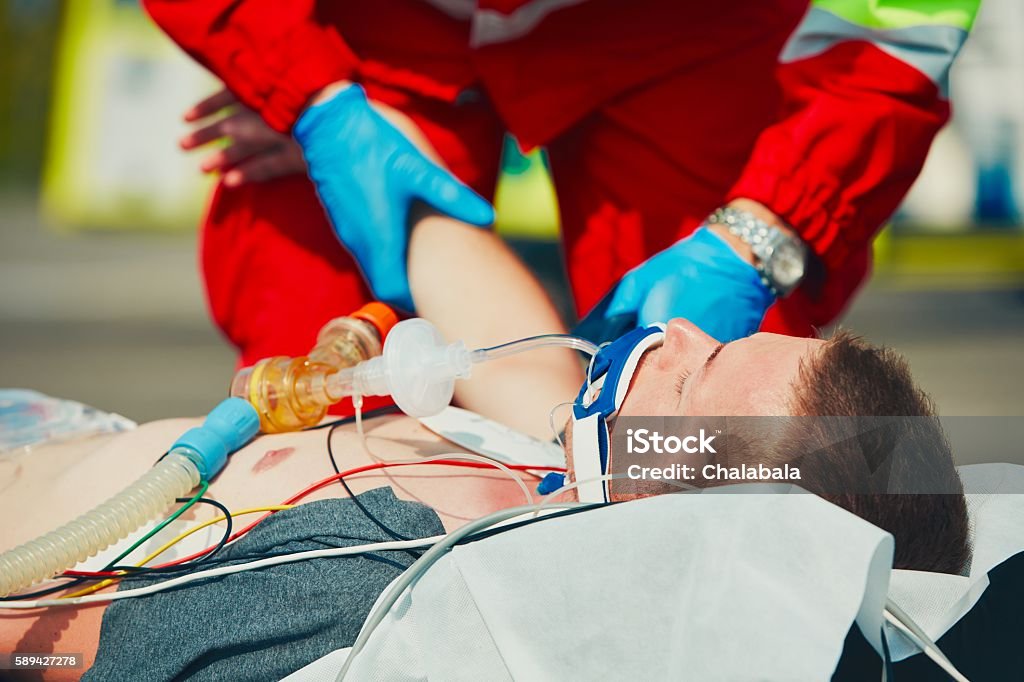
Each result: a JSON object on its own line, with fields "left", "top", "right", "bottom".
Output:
{"left": 326, "top": 318, "right": 599, "bottom": 417}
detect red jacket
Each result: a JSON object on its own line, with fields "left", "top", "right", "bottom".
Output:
{"left": 144, "top": 0, "right": 978, "bottom": 327}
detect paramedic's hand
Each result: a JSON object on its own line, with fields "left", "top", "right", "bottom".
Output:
{"left": 293, "top": 84, "right": 495, "bottom": 311}
{"left": 180, "top": 89, "right": 305, "bottom": 186}
{"left": 605, "top": 227, "right": 775, "bottom": 342}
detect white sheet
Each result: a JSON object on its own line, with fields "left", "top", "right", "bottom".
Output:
{"left": 886, "top": 463, "right": 1024, "bottom": 660}
{"left": 291, "top": 486, "right": 894, "bottom": 681}
{"left": 284, "top": 465, "right": 1024, "bottom": 680}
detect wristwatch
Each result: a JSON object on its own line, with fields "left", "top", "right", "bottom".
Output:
{"left": 707, "top": 206, "right": 808, "bottom": 297}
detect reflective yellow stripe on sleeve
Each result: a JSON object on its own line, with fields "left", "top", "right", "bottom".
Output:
{"left": 781, "top": 0, "right": 981, "bottom": 97}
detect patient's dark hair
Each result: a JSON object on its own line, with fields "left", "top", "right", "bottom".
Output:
{"left": 788, "top": 331, "right": 970, "bottom": 575}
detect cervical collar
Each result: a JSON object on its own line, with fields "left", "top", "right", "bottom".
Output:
{"left": 571, "top": 323, "right": 666, "bottom": 503}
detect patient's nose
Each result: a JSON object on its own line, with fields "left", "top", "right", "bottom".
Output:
{"left": 659, "top": 319, "right": 719, "bottom": 367}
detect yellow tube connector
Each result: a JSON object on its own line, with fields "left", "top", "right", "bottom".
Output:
{"left": 229, "top": 303, "right": 398, "bottom": 433}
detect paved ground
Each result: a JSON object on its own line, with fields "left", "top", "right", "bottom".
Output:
{"left": 3, "top": 195, "right": 1023, "bottom": 430}
{"left": 0, "top": 196, "right": 235, "bottom": 421}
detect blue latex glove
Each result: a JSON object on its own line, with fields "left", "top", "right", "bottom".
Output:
{"left": 293, "top": 85, "right": 495, "bottom": 310}
{"left": 605, "top": 227, "right": 775, "bottom": 342}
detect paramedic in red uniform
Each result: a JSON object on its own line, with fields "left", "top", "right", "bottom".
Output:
{"left": 143, "top": 0, "right": 979, "bottom": 365}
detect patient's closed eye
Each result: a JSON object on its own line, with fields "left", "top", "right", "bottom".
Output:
{"left": 674, "top": 370, "right": 691, "bottom": 396}
{"left": 674, "top": 343, "right": 724, "bottom": 397}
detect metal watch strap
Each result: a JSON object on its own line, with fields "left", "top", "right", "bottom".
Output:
{"left": 707, "top": 206, "right": 801, "bottom": 297}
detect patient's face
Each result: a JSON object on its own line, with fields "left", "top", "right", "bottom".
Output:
{"left": 617, "top": 318, "right": 825, "bottom": 418}
{"left": 563, "top": 319, "right": 825, "bottom": 481}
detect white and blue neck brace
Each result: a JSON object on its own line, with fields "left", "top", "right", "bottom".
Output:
{"left": 571, "top": 323, "right": 666, "bottom": 504}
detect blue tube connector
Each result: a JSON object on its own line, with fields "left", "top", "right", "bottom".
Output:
{"left": 537, "top": 472, "right": 566, "bottom": 496}
{"left": 170, "top": 397, "right": 261, "bottom": 480}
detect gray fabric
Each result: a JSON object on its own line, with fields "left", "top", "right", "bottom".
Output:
{"left": 85, "top": 487, "right": 444, "bottom": 682}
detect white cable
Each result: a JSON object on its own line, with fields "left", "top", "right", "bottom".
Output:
{"left": 0, "top": 535, "right": 444, "bottom": 610}
{"left": 548, "top": 401, "right": 574, "bottom": 449}
{"left": 327, "top": 407, "right": 535, "bottom": 505}
{"left": 883, "top": 599, "right": 971, "bottom": 682}
{"left": 352, "top": 393, "right": 365, "bottom": 440}
{"left": 408, "top": 453, "right": 535, "bottom": 505}
{"left": 583, "top": 341, "right": 610, "bottom": 405}
{"left": 882, "top": 611, "right": 967, "bottom": 681}
{"left": 349, "top": 393, "right": 388, "bottom": 466}
{"left": 532, "top": 473, "right": 698, "bottom": 517}
{"left": 346, "top": 400, "right": 534, "bottom": 506}
{"left": 532, "top": 473, "right": 617, "bottom": 517}
{"left": 0, "top": 505, "right": 584, "bottom": 624}
{"left": 0, "top": 454, "right": 534, "bottom": 609}
{"left": 335, "top": 501, "right": 589, "bottom": 681}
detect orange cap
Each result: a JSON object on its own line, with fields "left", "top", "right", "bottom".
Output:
{"left": 351, "top": 302, "right": 399, "bottom": 340}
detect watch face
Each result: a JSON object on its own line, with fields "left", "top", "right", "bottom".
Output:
{"left": 769, "top": 241, "right": 806, "bottom": 288}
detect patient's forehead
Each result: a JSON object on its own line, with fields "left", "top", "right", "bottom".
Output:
{"left": 683, "top": 334, "right": 826, "bottom": 416}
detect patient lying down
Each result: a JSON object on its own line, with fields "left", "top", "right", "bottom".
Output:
{"left": 0, "top": 317, "right": 969, "bottom": 681}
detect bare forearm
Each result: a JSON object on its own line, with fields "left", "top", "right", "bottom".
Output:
{"left": 352, "top": 97, "right": 582, "bottom": 438}
{"left": 408, "top": 207, "right": 583, "bottom": 439}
